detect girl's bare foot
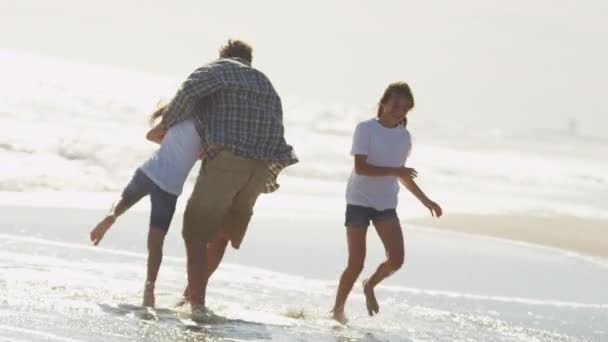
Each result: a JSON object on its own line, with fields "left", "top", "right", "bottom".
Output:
{"left": 175, "top": 297, "right": 188, "bottom": 307}
{"left": 363, "top": 279, "right": 380, "bottom": 316}
{"left": 90, "top": 215, "right": 115, "bottom": 246}
{"left": 142, "top": 281, "right": 155, "bottom": 308}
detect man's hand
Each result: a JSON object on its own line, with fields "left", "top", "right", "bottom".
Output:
{"left": 423, "top": 199, "right": 443, "bottom": 218}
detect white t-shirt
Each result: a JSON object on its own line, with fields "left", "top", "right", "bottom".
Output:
{"left": 140, "top": 119, "right": 202, "bottom": 196}
{"left": 345, "top": 119, "right": 412, "bottom": 210}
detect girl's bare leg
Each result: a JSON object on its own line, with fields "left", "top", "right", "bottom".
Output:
{"left": 332, "top": 227, "right": 367, "bottom": 323}
{"left": 363, "top": 220, "right": 404, "bottom": 316}
{"left": 90, "top": 198, "right": 133, "bottom": 246}
{"left": 143, "top": 228, "right": 166, "bottom": 307}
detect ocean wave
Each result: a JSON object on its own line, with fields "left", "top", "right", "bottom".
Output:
{"left": 1, "top": 49, "right": 607, "bottom": 221}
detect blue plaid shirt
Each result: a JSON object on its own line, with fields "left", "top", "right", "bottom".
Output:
{"left": 161, "top": 58, "right": 298, "bottom": 193}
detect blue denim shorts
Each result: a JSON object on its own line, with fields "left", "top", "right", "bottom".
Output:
{"left": 121, "top": 169, "right": 178, "bottom": 234}
{"left": 345, "top": 204, "right": 399, "bottom": 228}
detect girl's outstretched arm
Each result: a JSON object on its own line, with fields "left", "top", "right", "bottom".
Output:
{"left": 354, "top": 155, "right": 418, "bottom": 178}
{"left": 399, "top": 175, "right": 443, "bottom": 217}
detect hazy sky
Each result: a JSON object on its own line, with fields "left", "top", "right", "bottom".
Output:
{"left": 2, "top": 0, "right": 607, "bottom": 135}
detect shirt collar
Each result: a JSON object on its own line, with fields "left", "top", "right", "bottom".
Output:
{"left": 227, "top": 57, "right": 251, "bottom": 66}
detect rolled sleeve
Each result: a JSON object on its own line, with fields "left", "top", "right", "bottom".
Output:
{"left": 161, "top": 66, "right": 223, "bottom": 130}
{"left": 350, "top": 122, "right": 370, "bottom": 156}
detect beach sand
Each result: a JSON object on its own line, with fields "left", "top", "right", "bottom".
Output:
{"left": 408, "top": 214, "right": 608, "bottom": 257}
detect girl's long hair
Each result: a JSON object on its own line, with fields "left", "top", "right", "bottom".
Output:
{"left": 376, "top": 82, "right": 414, "bottom": 127}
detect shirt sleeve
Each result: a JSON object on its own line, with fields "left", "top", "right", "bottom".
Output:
{"left": 161, "top": 66, "right": 222, "bottom": 130}
{"left": 350, "top": 122, "right": 370, "bottom": 156}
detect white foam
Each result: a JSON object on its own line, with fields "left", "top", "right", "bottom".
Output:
{"left": 0, "top": 325, "right": 82, "bottom": 342}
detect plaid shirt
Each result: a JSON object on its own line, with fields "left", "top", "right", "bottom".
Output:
{"left": 161, "top": 57, "right": 298, "bottom": 193}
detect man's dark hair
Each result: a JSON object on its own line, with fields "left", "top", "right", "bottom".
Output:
{"left": 219, "top": 39, "right": 253, "bottom": 64}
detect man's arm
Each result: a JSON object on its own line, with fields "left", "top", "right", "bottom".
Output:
{"left": 161, "top": 66, "right": 222, "bottom": 130}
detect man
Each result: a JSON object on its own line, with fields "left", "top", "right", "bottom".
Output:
{"left": 160, "top": 39, "right": 298, "bottom": 316}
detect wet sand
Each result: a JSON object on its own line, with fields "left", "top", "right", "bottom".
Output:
{"left": 408, "top": 214, "right": 608, "bottom": 257}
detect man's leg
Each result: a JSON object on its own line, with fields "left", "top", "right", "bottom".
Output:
{"left": 182, "top": 152, "right": 252, "bottom": 312}
{"left": 207, "top": 235, "right": 230, "bottom": 278}
{"left": 221, "top": 159, "right": 269, "bottom": 250}
{"left": 180, "top": 235, "right": 229, "bottom": 303}
{"left": 185, "top": 238, "right": 207, "bottom": 309}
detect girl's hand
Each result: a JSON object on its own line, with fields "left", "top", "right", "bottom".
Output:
{"left": 198, "top": 148, "right": 207, "bottom": 160}
{"left": 423, "top": 199, "right": 443, "bottom": 218}
{"left": 397, "top": 167, "right": 418, "bottom": 179}
{"left": 146, "top": 125, "right": 166, "bottom": 144}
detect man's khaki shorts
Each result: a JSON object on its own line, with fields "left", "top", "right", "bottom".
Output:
{"left": 182, "top": 150, "right": 269, "bottom": 249}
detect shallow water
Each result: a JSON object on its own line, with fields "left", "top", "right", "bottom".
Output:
{"left": 1, "top": 206, "right": 607, "bottom": 341}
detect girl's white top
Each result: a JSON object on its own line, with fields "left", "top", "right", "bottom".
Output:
{"left": 346, "top": 119, "right": 412, "bottom": 210}
{"left": 140, "top": 119, "right": 202, "bottom": 196}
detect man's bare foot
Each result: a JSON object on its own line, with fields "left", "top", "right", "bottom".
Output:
{"left": 175, "top": 292, "right": 194, "bottom": 308}
{"left": 90, "top": 215, "right": 115, "bottom": 246}
{"left": 176, "top": 286, "right": 191, "bottom": 307}
{"left": 363, "top": 279, "right": 380, "bottom": 316}
{"left": 142, "top": 281, "right": 155, "bottom": 308}
{"left": 191, "top": 305, "right": 210, "bottom": 322}
{"left": 175, "top": 297, "right": 188, "bottom": 307}
{"left": 179, "top": 285, "right": 190, "bottom": 303}
{"left": 177, "top": 286, "right": 205, "bottom": 308}
{"left": 331, "top": 307, "right": 348, "bottom": 324}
